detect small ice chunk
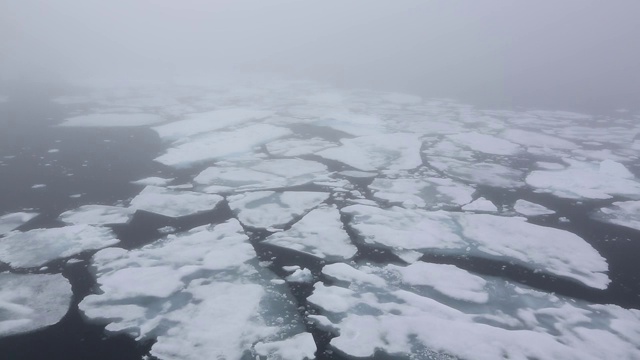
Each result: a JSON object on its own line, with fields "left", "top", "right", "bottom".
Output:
{"left": 322, "top": 263, "right": 386, "bottom": 287}
{"left": 58, "top": 113, "right": 163, "bottom": 127}
{"left": 228, "top": 191, "right": 329, "bottom": 229}
{"left": 317, "top": 133, "right": 423, "bottom": 171}
{"left": 591, "top": 201, "right": 640, "bottom": 232}
{"left": 462, "top": 197, "right": 498, "bottom": 212}
{"left": 0, "top": 273, "right": 72, "bottom": 337}
{"left": 31, "top": 184, "right": 46, "bottom": 189}
{"left": 514, "top": 200, "right": 555, "bottom": 216}
{"left": 286, "top": 268, "right": 313, "bottom": 283}
{"left": 0, "top": 212, "right": 38, "bottom": 236}
{"left": 47, "top": 149, "right": 60, "bottom": 153}
{"left": 129, "top": 186, "right": 223, "bottom": 218}
{"left": 59, "top": 205, "right": 134, "bottom": 225}
{"left": 131, "top": 177, "right": 174, "bottom": 186}
{"left": 264, "top": 205, "right": 357, "bottom": 261}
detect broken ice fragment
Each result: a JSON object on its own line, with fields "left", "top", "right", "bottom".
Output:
{"left": 129, "top": 186, "right": 223, "bottom": 218}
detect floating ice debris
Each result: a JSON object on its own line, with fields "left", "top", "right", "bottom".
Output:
{"left": 369, "top": 177, "right": 474, "bottom": 209}
{"left": 58, "top": 113, "right": 163, "bottom": 127}
{"left": 0, "top": 212, "right": 38, "bottom": 236}
{"left": 154, "top": 124, "right": 291, "bottom": 167}
{"left": 461, "top": 197, "right": 498, "bottom": 212}
{"left": 195, "top": 159, "right": 329, "bottom": 192}
{"left": 341, "top": 205, "right": 609, "bottom": 289}
{"left": 0, "top": 225, "right": 119, "bottom": 268}
{"left": 254, "top": 332, "right": 317, "bottom": 360}
{"left": 228, "top": 191, "right": 329, "bottom": 229}
{"left": 129, "top": 186, "right": 223, "bottom": 218}
{"left": 59, "top": 205, "right": 135, "bottom": 225}
{"left": 317, "top": 133, "right": 423, "bottom": 171}
{"left": 526, "top": 159, "right": 640, "bottom": 200}
{"left": 501, "top": 129, "right": 578, "bottom": 150}
{"left": 47, "top": 149, "right": 60, "bottom": 153}
{"left": 0, "top": 273, "right": 72, "bottom": 337}
{"left": 79, "top": 219, "right": 312, "bottom": 360}
{"left": 286, "top": 268, "right": 313, "bottom": 283}
{"left": 307, "top": 262, "right": 640, "bottom": 360}
{"left": 447, "top": 132, "right": 521, "bottom": 155}
{"left": 152, "top": 108, "right": 272, "bottom": 142}
{"left": 31, "top": 184, "right": 46, "bottom": 189}
{"left": 264, "top": 205, "right": 356, "bottom": 261}
{"left": 591, "top": 201, "right": 640, "bottom": 232}
{"left": 131, "top": 177, "right": 174, "bottom": 186}
{"left": 429, "top": 158, "right": 525, "bottom": 188}
{"left": 514, "top": 200, "right": 556, "bottom": 216}
{"left": 266, "top": 137, "right": 337, "bottom": 157}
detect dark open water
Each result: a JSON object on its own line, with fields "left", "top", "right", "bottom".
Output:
{"left": 0, "top": 83, "right": 638, "bottom": 360}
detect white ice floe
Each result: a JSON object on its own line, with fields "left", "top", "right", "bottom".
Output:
{"left": 228, "top": 191, "right": 329, "bottom": 229}
{"left": 155, "top": 124, "right": 291, "bottom": 167}
{"left": 59, "top": 205, "right": 134, "bottom": 225}
{"left": 195, "top": 159, "right": 329, "bottom": 192}
{"left": 429, "top": 158, "right": 525, "bottom": 188}
{"left": 58, "top": 113, "right": 164, "bottom": 127}
{"left": 254, "top": 332, "right": 317, "bottom": 360}
{"left": 591, "top": 201, "right": 640, "bottom": 232}
{"left": 317, "top": 133, "right": 423, "bottom": 171}
{"left": 369, "top": 177, "right": 475, "bottom": 209}
{"left": 0, "top": 225, "right": 119, "bottom": 268}
{"left": 131, "top": 177, "right": 174, "bottom": 186}
{"left": 0, "top": 273, "right": 72, "bottom": 337}
{"left": 337, "top": 170, "right": 378, "bottom": 179}
{"left": 341, "top": 205, "right": 609, "bottom": 289}
{"left": 0, "top": 212, "right": 38, "bottom": 236}
{"left": 152, "top": 108, "right": 272, "bottom": 141}
{"left": 526, "top": 159, "right": 640, "bottom": 200}
{"left": 264, "top": 205, "right": 356, "bottom": 261}
{"left": 447, "top": 132, "right": 521, "bottom": 155}
{"left": 461, "top": 197, "right": 498, "bottom": 212}
{"left": 286, "top": 268, "right": 313, "bottom": 283}
{"left": 501, "top": 129, "right": 578, "bottom": 150}
{"left": 79, "top": 219, "right": 313, "bottom": 360}
{"left": 266, "top": 137, "right": 337, "bottom": 157}
{"left": 129, "top": 186, "right": 223, "bottom": 218}
{"left": 514, "top": 200, "right": 556, "bottom": 216}
{"left": 307, "top": 262, "right": 640, "bottom": 360}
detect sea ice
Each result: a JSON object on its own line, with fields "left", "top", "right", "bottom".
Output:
{"left": 369, "top": 177, "right": 475, "bottom": 208}
{"left": 0, "top": 273, "right": 72, "bottom": 337}
{"left": 526, "top": 159, "right": 640, "bottom": 199}
{"left": 307, "top": 262, "right": 640, "bottom": 360}
{"left": 59, "top": 205, "right": 134, "bottom": 225}
{"left": 0, "top": 212, "right": 38, "bottom": 236}
{"left": 341, "top": 205, "right": 609, "bottom": 289}
{"left": 316, "top": 133, "right": 423, "bottom": 171}
{"left": 514, "top": 200, "right": 556, "bottom": 216}
{"left": 228, "top": 191, "right": 329, "bottom": 229}
{"left": 501, "top": 129, "right": 578, "bottom": 150}
{"left": 0, "top": 225, "right": 119, "bottom": 268}
{"left": 429, "top": 158, "right": 525, "bottom": 188}
{"left": 265, "top": 137, "right": 337, "bottom": 157}
{"left": 79, "top": 219, "right": 313, "bottom": 360}
{"left": 131, "top": 177, "right": 174, "bottom": 186}
{"left": 154, "top": 124, "right": 291, "bottom": 167}
{"left": 264, "top": 205, "right": 357, "bottom": 261}
{"left": 129, "top": 186, "right": 223, "bottom": 218}
{"left": 461, "top": 197, "right": 498, "bottom": 212}
{"left": 58, "top": 113, "right": 164, "bottom": 127}
{"left": 591, "top": 201, "right": 640, "bottom": 232}
{"left": 447, "top": 132, "right": 521, "bottom": 155}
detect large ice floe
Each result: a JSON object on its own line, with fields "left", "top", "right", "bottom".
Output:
{"left": 0, "top": 273, "right": 72, "bottom": 337}
{"left": 308, "top": 262, "right": 640, "bottom": 360}
{"left": 341, "top": 204, "right": 609, "bottom": 289}
{"left": 59, "top": 205, "right": 134, "bottom": 225}
{"left": 591, "top": 200, "right": 640, "bottom": 232}
{"left": 129, "top": 186, "right": 224, "bottom": 218}
{"left": 0, "top": 212, "right": 38, "bottom": 236}
{"left": 0, "top": 225, "right": 119, "bottom": 268}
{"left": 368, "top": 177, "right": 475, "bottom": 209}
{"left": 79, "top": 219, "right": 314, "bottom": 360}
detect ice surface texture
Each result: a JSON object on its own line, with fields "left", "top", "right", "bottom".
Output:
{"left": 0, "top": 212, "right": 37, "bottom": 236}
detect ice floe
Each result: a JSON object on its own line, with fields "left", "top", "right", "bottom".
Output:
{"left": 59, "top": 205, "right": 134, "bottom": 225}
{"left": 591, "top": 201, "right": 640, "bottom": 232}
{"left": 228, "top": 191, "right": 329, "bottom": 229}
{"left": 307, "top": 262, "right": 640, "bottom": 360}
{"left": 58, "top": 113, "right": 164, "bottom": 127}
{"left": 369, "top": 177, "right": 475, "bottom": 209}
{"left": 79, "top": 219, "right": 313, "bottom": 360}
{"left": 317, "top": 133, "right": 423, "bottom": 171}
{"left": 342, "top": 205, "right": 609, "bottom": 289}
{"left": 129, "top": 186, "right": 223, "bottom": 218}
{"left": 265, "top": 137, "right": 337, "bottom": 157}
{"left": 461, "top": 197, "right": 498, "bottom": 212}
{"left": 0, "top": 212, "right": 38, "bottom": 236}
{"left": 514, "top": 200, "right": 556, "bottom": 216}
{"left": 0, "top": 273, "right": 72, "bottom": 337}
{"left": 447, "top": 132, "right": 521, "bottom": 155}
{"left": 264, "top": 205, "right": 356, "bottom": 261}
{"left": 131, "top": 177, "right": 174, "bottom": 186}
{"left": 429, "top": 158, "right": 525, "bottom": 188}
{"left": 0, "top": 225, "right": 119, "bottom": 268}
{"left": 526, "top": 159, "right": 640, "bottom": 200}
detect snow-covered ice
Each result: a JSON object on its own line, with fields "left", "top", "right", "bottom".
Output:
{"left": 0, "top": 273, "right": 72, "bottom": 337}
{"left": 369, "top": 177, "right": 475, "bottom": 209}
{"left": 58, "top": 113, "right": 164, "bottom": 127}
{"left": 591, "top": 201, "right": 640, "bottom": 232}
{"left": 0, "top": 225, "right": 119, "bottom": 268}
{"left": 514, "top": 200, "right": 556, "bottom": 216}
{"left": 461, "top": 197, "right": 498, "bottom": 212}
{"left": 264, "top": 205, "right": 357, "bottom": 261}
{"left": 228, "top": 191, "right": 329, "bottom": 229}
{"left": 59, "top": 205, "right": 134, "bottom": 225}
{"left": 0, "top": 212, "right": 38, "bottom": 236}
{"left": 447, "top": 132, "right": 521, "bottom": 155}
{"left": 129, "top": 186, "right": 223, "bottom": 218}
{"left": 131, "top": 177, "right": 174, "bottom": 186}
{"left": 265, "top": 137, "right": 337, "bottom": 157}
{"left": 429, "top": 158, "right": 525, "bottom": 188}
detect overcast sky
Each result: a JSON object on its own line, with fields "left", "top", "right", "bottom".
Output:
{"left": 1, "top": 0, "right": 639, "bottom": 110}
